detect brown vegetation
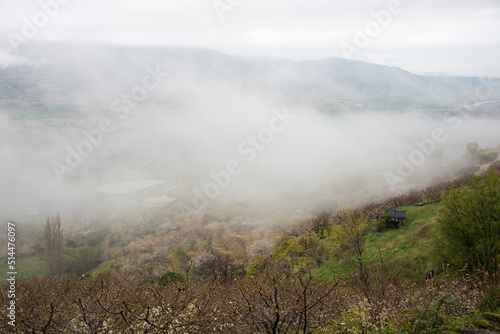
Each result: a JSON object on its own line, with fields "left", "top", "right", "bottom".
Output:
{"left": 0, "top": 267, "right": 493, "bottom": 333}
{"left": 3, "top": 173, "right": 494, "bottom": 333}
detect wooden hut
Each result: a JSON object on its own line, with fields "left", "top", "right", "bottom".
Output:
{"left": 385, "top": 210, "right": 407, "bottom": 229}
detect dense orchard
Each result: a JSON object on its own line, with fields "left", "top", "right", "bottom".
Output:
{"left": 0, "top": 267, "right": 492, "bottom": 333}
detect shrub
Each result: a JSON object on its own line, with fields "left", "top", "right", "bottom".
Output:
{"left": 376, "top": 212, "right": 390, "bottom": 232}
{"left": 158, "top": 271, "right": 186, "bottom": 285}
{"left": 478, "top": 285, "right": 500, "bottom": 312}
{"left": 433, "top": 170, "right": 500, "bottom": 277}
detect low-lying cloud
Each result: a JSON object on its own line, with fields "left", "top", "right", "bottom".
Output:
{"left": 1, "top": 45, "right": 499, "bottom": 223}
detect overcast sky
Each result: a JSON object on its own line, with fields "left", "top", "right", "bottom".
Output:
{"left": 0, "top": 0, "right": 499, "bottom": 76}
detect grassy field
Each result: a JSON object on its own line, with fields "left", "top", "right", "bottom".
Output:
{"left": 0, "top": 253, "right": 45, "bottom": 279}
{"left": 88, "top": 256, "right": 126, "bottom": 276}
{"left": 312, "top": 202, "right": 442, "bottom": 280}
{"left": 365, "top": 203, "right": 441, "bottom": 279}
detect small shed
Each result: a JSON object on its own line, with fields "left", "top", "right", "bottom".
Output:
{"left": 385, "top": 210, "right": 407, "bottom": 229}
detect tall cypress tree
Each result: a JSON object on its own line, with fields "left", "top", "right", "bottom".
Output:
{"left": 44, "top": 214, "right": 64, "bottom": 276}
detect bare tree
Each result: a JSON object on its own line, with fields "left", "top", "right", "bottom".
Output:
{"left": 44, "top": 214, "right": 64, "bottom": 276}
{"left": 309, "top": 211, "right": 332, "bottom": 237}
{"left": 191, "top": 250, "right": 245, "bottom": 282}
{"left": 247, "top": 238, "right": 275, "bottom": 257}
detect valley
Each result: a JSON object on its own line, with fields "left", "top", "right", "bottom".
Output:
{"left": 1, "top": 45, "right": 500, "bottom": 333}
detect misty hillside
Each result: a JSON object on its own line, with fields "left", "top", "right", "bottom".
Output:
{"left": 2, "top": 45, "right": 499, "bottom": 119}
{"left": 2, "top": 171, "right": 500, "bottom": 333}
{"left": 1, "top": 44, "right": 500, "bottom": 224}
{"left": 2, "top": 1, "right": 500, "bottom": 332}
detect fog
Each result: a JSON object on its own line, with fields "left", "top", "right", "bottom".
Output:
{"left": 1, "top": 44, "right": 500, "bottom": 223}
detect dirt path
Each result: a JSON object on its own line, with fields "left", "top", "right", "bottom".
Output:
{"left": 477, "top": 156, "right": 500, "bottom": 174}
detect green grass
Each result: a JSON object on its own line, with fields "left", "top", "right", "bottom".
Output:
{"left": 312, "top": 203, "right": 443, "bottom": 280}
{"left": 364, "top": 203, "right": 442, "bottom": 280}
{"left": 312, "top": 255, "right": 343, "bottom": 278}
{"left": 88, "top": 256, "right": 126, "bottom": 277}
{"left": 1, "top": 253, "right": 127, "bottom": 279}
{"left": 0, "top": 253, "right": 45, "bottom": 279}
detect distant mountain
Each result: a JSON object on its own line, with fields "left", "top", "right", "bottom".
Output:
{"left": 1, "top": 45, "right": 499, "bottom": 118}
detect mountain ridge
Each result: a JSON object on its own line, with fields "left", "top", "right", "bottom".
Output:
{"left": 2, "top": 44, "right": 499, "bottom": 119}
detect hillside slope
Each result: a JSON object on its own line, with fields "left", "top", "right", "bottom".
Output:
{"left": 248, "top": 202, "right": 442, "bottom": 281}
